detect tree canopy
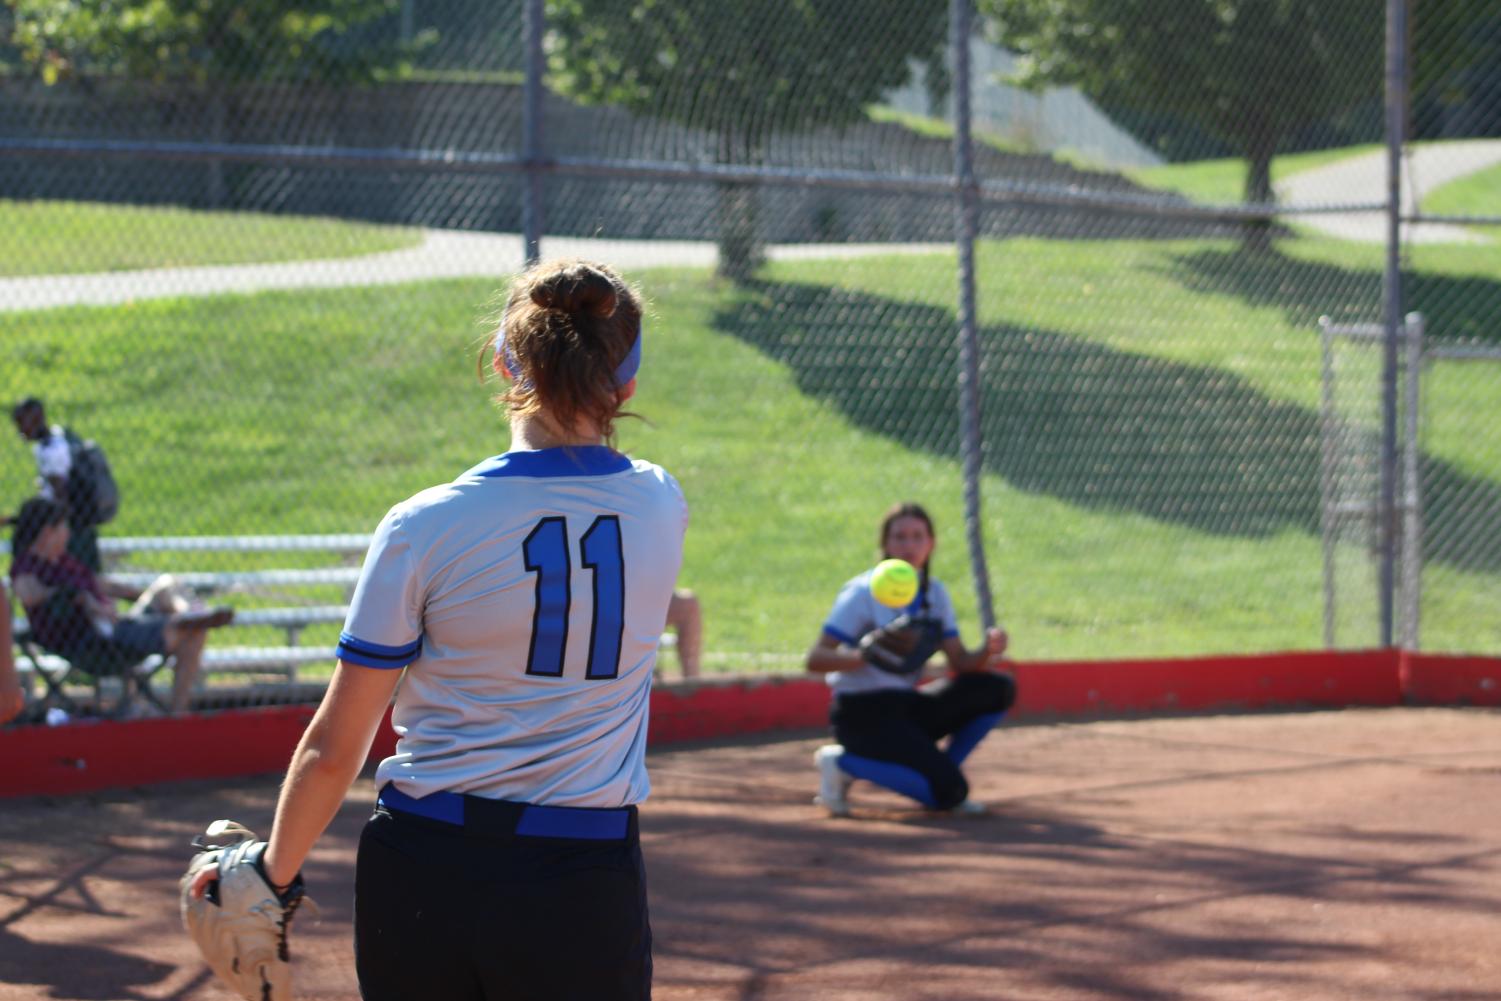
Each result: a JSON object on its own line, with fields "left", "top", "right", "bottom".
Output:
{"left": 981, "top": 0, "right": 1383, "bottom": 210}
{"left": 548, "top": 0, "right": 948, "bottom": 147}
{"left": 8, "top": 0, "right": 423, "bottom": 85}
{"left": 547, "top": 0, "right": 949, "bottom": 277}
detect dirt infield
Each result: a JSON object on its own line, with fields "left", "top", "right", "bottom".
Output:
{"left": 4, "top": 707, "right": 1499, "bottom": 1000}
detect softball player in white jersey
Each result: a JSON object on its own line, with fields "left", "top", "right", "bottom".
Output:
{"left": 806, "top": 502, "right": 1014, "bottom": 817}
{"left": 247, "top": 260, "right": 682, "bottom": 1000}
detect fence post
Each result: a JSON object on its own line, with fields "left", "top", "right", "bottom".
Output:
{"left": 1400, "top": 312, "right": 1424, "bottom": 650}
{"left": 950, "top": 0, "right": 996, "bottom": 631}
{"left": 522, "top": 0, "right": 546, "bottom": 266}
{"left": 1378, "top": 0, "right": 1410, "bottom": 648}
{"left": 1317, "top": 317, "right": 1338, "bottom": 649}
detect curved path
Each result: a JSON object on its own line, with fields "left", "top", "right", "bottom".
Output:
{"left": 1278, "top": 139, "right": 1501, "bottom": 244}
{"left": 6, "top": 142, "right": 1498, "bottom": 313}
{"left": 0, "top": 231, "right": 949, "bottom": 313}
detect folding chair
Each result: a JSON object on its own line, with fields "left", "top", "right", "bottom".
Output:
{"left": 13, "top": 627, "right": 174, "bottom": 720}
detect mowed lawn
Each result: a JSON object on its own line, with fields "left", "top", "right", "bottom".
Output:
{"left": 4, "top": 233, "right": 1499, "bottom": 663}
{"left": 1128, "top": 145, "right": 1384, "bottom": 204}
{"left": 0, "top": 200, "right": 421, "bottom": 275}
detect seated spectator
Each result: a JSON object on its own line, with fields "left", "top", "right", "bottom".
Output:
{"left": 0, "top": 581, "right": 22, "bottom": 725}
{"left": 665, "top": 588, "right": 703, "bottom": 678}
{"left": 8, "top": 498, "right": 233, "bottom": 714}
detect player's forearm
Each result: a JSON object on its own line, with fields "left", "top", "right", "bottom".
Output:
{"left": 263, "top": 662, "right": 401, "bottom": 887}
{"left": 264, "top": 739, "right": 363, "bottom": 888}
{"left": 806, "top": 645, "right": 863, "bottom": 674}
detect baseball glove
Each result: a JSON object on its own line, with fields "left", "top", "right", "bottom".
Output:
{"left": 179, "top": 820, "right": 309, "bottom": 1001}
{"left": 858, "top": 614, "right": 945, "bottom": 676}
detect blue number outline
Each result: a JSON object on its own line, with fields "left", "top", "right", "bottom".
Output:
{"left": 522, "top": 516, "right": 570, "bottom": 677}
{"left": 580, "top": 515, "right": 625, "bottom": 680}
{"left": 521, "top": 515, "right": 627, "bottom": 680}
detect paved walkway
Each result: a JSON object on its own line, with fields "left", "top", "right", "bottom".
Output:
{"left": 0, "top": 231, "right": 949, "bottom": 313}
{"left": 5, "top": 143, "right": 1497, "bottom": 314}
{"left": 1278, "top": 139, "right": 1501, "bottom": 244}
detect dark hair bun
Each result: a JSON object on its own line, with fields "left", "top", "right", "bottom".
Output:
{"left": 529, "top": 262, "right": 619, "bottom": 318}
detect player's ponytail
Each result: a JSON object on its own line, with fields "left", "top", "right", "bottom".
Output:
{"left": 487, "top": 258, "right": 643, "bottom": 442}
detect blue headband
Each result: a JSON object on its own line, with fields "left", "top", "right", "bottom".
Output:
{"left": 495, "top": 326, "right": 643, "bottom": 389}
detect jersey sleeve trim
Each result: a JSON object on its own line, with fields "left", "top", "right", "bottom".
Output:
{"left": 337, "top": 632, "right": 422, "bottom": 669}
{"left": 822, "top": 624, "right": 859, "bottom": 646}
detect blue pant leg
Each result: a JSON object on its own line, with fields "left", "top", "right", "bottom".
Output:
{"left": 945, "top": 711, "right": 1006, "bottom": 766}
{"left": 835, "top": 751, "right": 940, "bottom": 809}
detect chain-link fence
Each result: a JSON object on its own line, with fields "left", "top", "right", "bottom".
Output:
{"left": 1, "top": 0, "right": 1497, "bottom": 715}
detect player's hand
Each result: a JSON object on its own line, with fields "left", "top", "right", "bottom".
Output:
{"left": 979, "top": 627, "right": 1009, "bottom": 669}
{"left": 188, "top": 862, "right": 218, "bottom": 900}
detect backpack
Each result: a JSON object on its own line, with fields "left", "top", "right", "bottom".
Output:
{"left": 62, "top": 429, "right": 120, "bottom": 526}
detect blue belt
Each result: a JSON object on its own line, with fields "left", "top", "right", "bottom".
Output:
{"left": 377, "top": 783, "right": 633, "bottom": 841}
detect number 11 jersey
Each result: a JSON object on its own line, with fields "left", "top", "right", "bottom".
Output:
{"left": 338, "top": 446, "right": 688, "bottom": 808}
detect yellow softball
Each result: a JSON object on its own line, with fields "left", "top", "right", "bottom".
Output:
{"left": 869, "top": 558, "right": 919, "bottom": 608}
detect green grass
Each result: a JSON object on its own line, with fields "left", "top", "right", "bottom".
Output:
{"left": 866, "top": 104, "right": 1035, "bottom": 156}
{"left": 6, "top": 232, "right": 1500, "bottom": 665}
{"left": 0, "top": 201, "right": 422, "bottom": 276}
{"left": 1130, "top": 144, "right": 1384, "bottom": 204}
{"left": 1422, "top": 159, "right": 1501, "bottom": 218}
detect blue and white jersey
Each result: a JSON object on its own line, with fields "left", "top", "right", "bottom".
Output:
{"left": 338, "top": 446, "right": 687, "bottom": 808}
{"left": 821, "top": 570, "right": 960, "bottom": 697}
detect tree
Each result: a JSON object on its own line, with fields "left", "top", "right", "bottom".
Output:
{"left": 7, "top": 0, "right": 420, "bottom": 86}
{"left": 547, "top": 0, "right": 948, "bottom": 280}
{"left": 980, "top": 0, "right": 1383, "bottom": 250}
{"left": 8, "top": 0, "right": 429, "bottom": 203}
{"left": 1412, "top": 1, "right": 1501, "bottom": 138}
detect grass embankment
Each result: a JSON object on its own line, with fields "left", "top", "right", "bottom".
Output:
{"left": 5, "top": 234, "right": 1499, "bottom": 664}
{"left": 0, "top": 201, "right": 421, "bottom": 276}
{"left": 1130, "top": 145, "right": 1384, "bottom": 204}
{"left": 1421, "top": 157, "right": 1501, "bottom": 235}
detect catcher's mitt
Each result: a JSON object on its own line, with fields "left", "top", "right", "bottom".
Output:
{"left": 858, "top": 614, "right": 945, "bottom": 676}
{"left": 180, "top": 820, "right": 309, "bottom": 1001}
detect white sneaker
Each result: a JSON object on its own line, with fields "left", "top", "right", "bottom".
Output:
{"left": 951, "top": 799, "right": 988, "bottom": 817}
{"left": 814, "top": 745, "right": 853, "bottom": 817}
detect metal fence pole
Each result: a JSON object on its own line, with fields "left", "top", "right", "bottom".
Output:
{"left": 1317, "top": 317, "right": 1338, "bottom": 649}
{"left": 1400, "top": 312, "right": 1424, "bottom": 650}
{"left": 521, "top": 0, "right": 545, "bottom": 266}
{"left": 1378, "top": 0, "right": 1410, "bottom": 648}
{"left": 950, "top": 0, "right": 996, "bottom": 631}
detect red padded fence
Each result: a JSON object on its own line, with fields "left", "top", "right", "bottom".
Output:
{"left": 1402, "top": 653, "right": 1501, "bottom": 707}
{"left": 6, "top": 648, "right": 1492, "bottom": 799}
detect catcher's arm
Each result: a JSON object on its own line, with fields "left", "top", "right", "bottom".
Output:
{"left": 942, "top": 627, "right": 1009, "bottom": 673}
{"left": 805, "top": 632, "right": 867, "bottom": 674}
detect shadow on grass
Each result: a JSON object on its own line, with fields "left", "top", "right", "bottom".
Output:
{"left": 1166, "top": 245, "right": 1501, "bottom": 345}
{"left": 713, "top": 279, "right": 1501, "bottom": 573}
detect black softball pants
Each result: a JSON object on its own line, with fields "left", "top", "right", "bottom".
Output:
{"left": 831, "top": 671, "right": 1017, "bottom": 810}
{"left": 354, "top": 793, "right": 651, "bottom": 1001}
